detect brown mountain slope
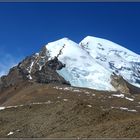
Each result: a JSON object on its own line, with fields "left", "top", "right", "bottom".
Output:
{"left": 0, "top": 83, "right": 140, "bottom": 138}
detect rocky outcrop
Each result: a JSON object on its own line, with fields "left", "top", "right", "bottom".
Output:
{"left": 111, "top": 74, "right": 130, "bottom": 94}
{"left": 111, "top": 73, "right": 140, "bottom": 94}
{"left": 34, "top": 57, "right": 69, "bottom": 85}
{"left": 125, "top": 79, "right": 140, "bottom": 94}
{"left": 0, "top": 66, "right": 28, "bottom": 91}
{"left": 0, "top": 47, "right": 70, "bottom": 92}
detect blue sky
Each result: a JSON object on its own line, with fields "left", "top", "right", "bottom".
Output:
{"left": 0, "top": 2, "right": 140, "bottom": 75}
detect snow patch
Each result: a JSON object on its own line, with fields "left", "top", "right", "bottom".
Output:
{"left": 35, "top": 53, "right": 39, "bottom": 56}
{"left": 0, "top": 101, "right": 53, "bottom": 112}
{"left": 53, "top": 86, "right": 82, "bottom": 93}
{"left": 111, "top": 106, "right": 137, "bottom": 112}
{"left": 7, "top": 132, "right": 14, "bottom": 136}
{"left": 63, "top": 87, "right": 72, "bottom": 91}
{"left": 0, "top": 105, "right": 24, "bottom": 111}
{"left": 73, "top": 89, "right": 81, "bottom": 92}
{"left": 28, "top": 61, "right": 34, "bottom": 74}
{"left": 87, "top": 105, "right": 92, "bottom": 108}
{"left": 0, "top": 107, "right": 6, "bottom": 110}
{"left": 125, "top": 97, "right": 134, "bottom": 101}
{"left": 85, "top": 91, "right": 90, "bottom": 95}
{"left": 63, "top": 99, "right": 68, "bottom": 102}
{"left": 31, "top": 101, "right": 52, "bottom": 105}
{"left": 112, "top": 94, "right": 124, "bottom": 98}
{"left": 54, "top": 86, "right": 64, "bottom": 90}
{"left": 27, "top": 75, "right": 32, "bottom": 80}
{"left": 120, "top": 107, "right": 137, "bottom": 112}
{"left": 39, "top": 65, "right": 43, "bottom": 71}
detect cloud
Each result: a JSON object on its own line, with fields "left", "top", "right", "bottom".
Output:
{"left": 0, "top": 52, "right": 22, "bottom": 77}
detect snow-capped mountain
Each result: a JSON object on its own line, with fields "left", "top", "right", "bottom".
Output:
{"left": 38, "top": 36, "right": 139, "bottom": 91}
{"left": 0, "top": 36, "right": 140, "bottom": 92}
{"left": 45, "top": 38, "right": 115, "bottom": 91}
{"left": 79, "top": 36, "right": 140, "bottom": 88}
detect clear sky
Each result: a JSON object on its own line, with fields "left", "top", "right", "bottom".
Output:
{"left": 0, "top": 2, "right": 140, "bottom": 75}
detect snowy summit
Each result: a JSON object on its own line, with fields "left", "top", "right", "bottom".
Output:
{"left": 1, "top": 36, "right": 140, "bottom": 92}
{"left": 41, "top": 36, "right": 140, "bottom": 90}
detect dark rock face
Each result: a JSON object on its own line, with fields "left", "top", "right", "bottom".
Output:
{"left": 34, "top": 57, "right": 70, "bottom": 85}
{"left": 111, "top": 73, "right": 140, "bottom": 94}
{"left": 0, "top": 47, "right": 70, "bottom": 92}
{"left": 125, "top": 79, "right": 140, "bottom": 94}
{"left": 47, "top": 57, "right": 65, "bottom": 70}
{"left": 0, "top": 66, "right": 28, "bottom": 91}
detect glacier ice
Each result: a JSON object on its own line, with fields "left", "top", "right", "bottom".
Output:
{"left": 34, "top": 36, "right": 140, "bottom": 91}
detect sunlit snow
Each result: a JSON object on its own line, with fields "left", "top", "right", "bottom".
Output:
{"left": 80, "top": 36, "right": 140, "bottom": 88}
{"left": 45, "top": 38, "right": 115, "bottom": 91}
{"left": 7, "top": 132, "right": 14, "bottom": 136}
{"left": 125, "top": 97, "right": 134, "bottom": 101}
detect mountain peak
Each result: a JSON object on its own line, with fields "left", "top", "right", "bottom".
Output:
{"left": 80, "top": 35, "right": 140, "bottom": 60}
{"left": 45, "top": 37, "right": 73, "bottom": 47}
{"left": 0, "top": 36, "right": 140, "bottom": 93}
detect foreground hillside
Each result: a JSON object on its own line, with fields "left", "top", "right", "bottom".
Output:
{"left": 0, "top": 83, "right": 140, "bottom": 138}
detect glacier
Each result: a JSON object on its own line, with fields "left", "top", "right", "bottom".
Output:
{"left": 42, "top": 36, "right": 140, "bottom": 91}
{"left": 21, "top": 36, "right": 140, "bottom": 91}
{"left": 79, "top": 36, "right": 140, "bottom": 88}
{"left": 45, "top": 38, "right": 116, "bottom": 91}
